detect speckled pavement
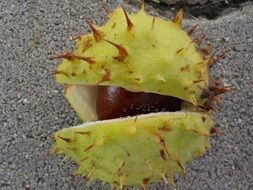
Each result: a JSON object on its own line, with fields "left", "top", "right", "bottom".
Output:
{"left": 1, "top": 1, "right": 253, "bottom": 189}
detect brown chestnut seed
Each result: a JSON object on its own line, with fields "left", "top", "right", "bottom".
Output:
{"left": 96, "top": 86, "right": 182, "bottom": 120}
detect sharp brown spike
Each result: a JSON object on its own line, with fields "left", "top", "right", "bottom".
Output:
{"left": 57, "top": 135, "right": 72, "bottom": 143}
{"left": 162, "top": 173, "right": 175, "bottom": 187}
{"left": 187, "top": 24, "right": 198, "bottom": 35}
{"left": 214, "top": 96, "right": 221, "bottom": 104}
{"left": 203, "top": 99, "right": 218, "bottom": 111}
{"left": 52, "top": 70, "right": 70, "bottom": 78}
{"left": 176, "top": 158, "right": 185, "bottom": 176}
{"left": 83, "top": 143, "right": 95, "bottom": 152}
{"left": 202, "top": 82, "right": 233, "bottom": 102}
{"left": 75, "top": 131, "right": 91, "bottom": 136}
{"left": 51, "top": 69, "right": 60, "bottom": 75}
{"left": 165, "top": 172, "right": 176, "bottom": 187}
{"left": 102, "top": 4, "right": 111, "bottom": 16}
{"left": 120, "top": 146, "right": 130, "bottom": 157}
{"left": 140, "top": 0, "right": 145, "bottom": 12}
{"left": 206, "top": 55, "right": 215, "bottom": 67}
{"left": 193, "top": 79, "right": 205, "bottom": 84}
{"left": 208, "top": 52, "right": 226, "bottom": 68}
{"left": 142, "top": 178, "right": 150, "bottom": 190}
{"left": 161, "top": 174, "right": 169, "bottom": 185}
{"left": 73, "top": 55, "right": 96, "bottom": 64}
{"left": 117, "top": 162, "right": 126, "bottom": 190}
{"left": 200, "top": 44, "right": 212, "bottom": 55}
{"left": 194, "top": 34, "right": 206, "bottom": 46}
{"left": 151, "top": 16, "right": 156, "bottom": 30}
{"left": 79, "top": 157, "right": 89, "bottom": 163}
{"left": 49, "top": 53, "right": 95, "bottom": 64}
{"left": 70, "top": 35, "right": 81, "bottom": 41}
{"left": 85, "top": 20, "right": 105, "bottom": 42}
{"left": 49, "top": 53, "right": 75, "bottom": 60}
{"left": 83, "top": 175, "right": 90, "bottom": 185}
{"left": 63, "top": 84, "right": 70, "bottom": 95}
{"left": 48, "top": 147, "right": 58, "bottom": 155}
{"left": 212, "top": 79, "right": 223, "bottom": 86}
{"left": 212, "top": 85, "right": 234, "bottom": 95}
{"left": 173, "top": 9, "right": 184, "bottom": 25}
{"left": 119, "top": 175, "right": 125, "bottom": 190}
{"left": 103, "top": 39, "right": 128, "bottom": 61}
{"left": 97, "top": 68, "right": 111, "bottom": 84}
{"left": 210, "top": 126, "right": 219, "bottom": 136}
{"left": 158, "top": 136, "right": 171, "bottom": 160}
{"left": 160, "top": 149, "right": 168, "bottom": 161}
{"left": 176, "top": 48, "right": 184, "bottom": 54}
{"left": 122, "top": 7, "right": 134, "bottom": 31}
{"left": 157, "top": 182, "right": 163, "bottom": 190}
{"left": 100, "top": 68, "right": 111, "bottom": 83}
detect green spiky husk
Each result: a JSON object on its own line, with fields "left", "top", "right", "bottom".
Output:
{"left": 53, "top": 112, "right": 213, "bottom": 187}
{"left": 51, "top": 4, "right": 220, "bottom": 188}
{"left": 55, "top": 8, "right": 209, "bottom": 107}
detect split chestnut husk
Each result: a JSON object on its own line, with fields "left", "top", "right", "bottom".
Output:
{"left": 51, "top": 1, "right": 231, "bottom": 188}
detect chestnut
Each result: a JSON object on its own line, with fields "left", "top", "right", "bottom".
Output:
{"left": 96, "top": 86, "right": 182, "bottom": 120}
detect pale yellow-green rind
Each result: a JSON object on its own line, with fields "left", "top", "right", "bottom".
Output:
{"left": 56, "top": 8, "right": 208, "bottom": 106}
{"left": 64, "top": 85, "right": 97, "bottom": 121}
{"left": 53, "top": 112, "right": 213, "bottom": 187}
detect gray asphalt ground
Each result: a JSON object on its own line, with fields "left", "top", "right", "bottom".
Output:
{"left": 1, "top": 0, "right": 253, "bottom": 190}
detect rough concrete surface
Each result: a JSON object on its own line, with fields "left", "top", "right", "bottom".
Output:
{"left": 1, "top": 0, "right": 253, "bottom": 190}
